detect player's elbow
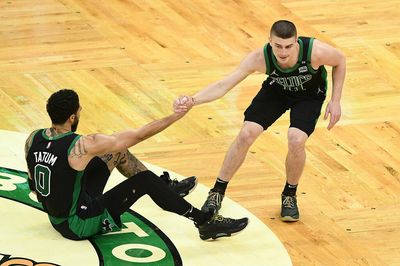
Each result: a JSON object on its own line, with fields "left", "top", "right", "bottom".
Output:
{"left": 337, "top": 51, "right": 346, "bottom": 67}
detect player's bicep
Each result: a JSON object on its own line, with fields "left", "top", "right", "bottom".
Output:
{"left": 82, "top": 133, "right": 129, "bottom": 156}
{"left": 77, "top": 134, "right": 111, "bottom": 157}
{"left": 312, "top": 40, "right": 345, "bottom": 67}
{"left": 220, "top": 51, "right": 261, "bottom": 89}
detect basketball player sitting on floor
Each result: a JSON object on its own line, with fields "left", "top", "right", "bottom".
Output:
{"left": 25, "top": 89, "right": 248, "bottom": 241}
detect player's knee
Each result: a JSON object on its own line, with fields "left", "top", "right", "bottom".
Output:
{"left": 131, "top": 170, "right": 158, "bottom": 188}
{"left": 287, "top": 130, "right": 307, "bottom": 151}
{"left": 237, "top": 127, "right": 261, "bottom": 147}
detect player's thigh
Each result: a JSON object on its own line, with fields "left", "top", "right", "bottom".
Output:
{"left": 244, "top": 87, "right": 288, "bottom": 130}
{"left": 289, "top": 99, "right": 324, "bottom": 136}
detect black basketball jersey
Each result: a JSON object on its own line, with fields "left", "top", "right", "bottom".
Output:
{"left": 263, "top": 36, "right": 327, "bottom": 99}
{"left": 26, "top": 129, "right": 84, "bottom": 218}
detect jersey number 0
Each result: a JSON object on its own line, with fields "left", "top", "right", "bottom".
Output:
{"left": 34, "top": 164, "right": 51, "bottom": 196}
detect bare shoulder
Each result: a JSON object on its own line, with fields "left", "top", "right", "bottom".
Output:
{"left": 68, "top": 133, "right": 100, "bottom": 170}
{"left": 72, "top": 133, "right": 117, "bottom": 157}
{"left": 311, "top": 39, "right": 345, "bottom": 67}
{"left": 69, "top": 134, "right": 98, "bottom": 158}
{"left": 24, "top": 129, "right": 40, "bottom": 157}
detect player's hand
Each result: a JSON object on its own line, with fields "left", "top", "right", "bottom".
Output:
{"left": 324, "top": 100, "right": 341, "bottom": 130}
{"left": 173, "top": 96, "right": 195, "bottom": 113}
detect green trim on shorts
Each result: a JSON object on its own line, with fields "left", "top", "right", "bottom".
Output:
{"left": 49, "top": 209, "right": 121, "bottom": 238}
{"left": 68, "top": 209, "right": 121, "bottom": 238}
{"left": 48, "top": 215, "right": 67, "bottom": 225}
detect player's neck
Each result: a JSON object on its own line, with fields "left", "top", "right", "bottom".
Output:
{"left": 48, "top": 125, "right": 71, "bottom": 136}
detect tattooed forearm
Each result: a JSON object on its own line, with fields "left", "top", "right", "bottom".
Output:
{"left": 116, "top": 150, "right": 147, "bottom": 177}
{"left": 99, "top": 153, "right": 113, "bottom": 164}
{"left": 114, "top": 152, "right": 127, "bottom": 166}
{"left": 99, "top": 150, "right": 147, "bottom": 177}
{"left": 71, "top": 137, "right": 88, "bottom": 158}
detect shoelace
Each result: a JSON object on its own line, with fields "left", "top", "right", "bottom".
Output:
{"left": 169, "top": 179, "right": 179, "bottom": 186}
{"left": 282, "top": 196, "right": 295, "bottom": 208}
{"left": 208, "top": 192, "right": 222, "bottom": 207}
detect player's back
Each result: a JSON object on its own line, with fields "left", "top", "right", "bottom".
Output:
{"left": 26, "top": 129, "right": 83, "bottom": 218}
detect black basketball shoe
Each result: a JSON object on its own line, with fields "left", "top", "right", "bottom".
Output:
{"left": 197, "top": 214, "right": 249, "bottom": 240}
{"left": 160, "top": 171, "right": 197, "bottom": 197}
{"left": 201, "top": 190, "right": 224, "bottom": 214}
{"left": 280, "top": 194, "right": 300, "bottom": 221}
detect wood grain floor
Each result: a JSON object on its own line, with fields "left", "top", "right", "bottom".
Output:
{"left": 0, "top": 0, "right": 399, "bottom": 265}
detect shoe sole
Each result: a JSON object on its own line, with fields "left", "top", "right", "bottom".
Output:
{"left": 199, "top": 219, "right": 249, "bottom": 240}
{"left": 179, "top": 176, "right": 198, "bottom": 197}
{"left": 280, "top": 216, "right": 299, "bottom": 222}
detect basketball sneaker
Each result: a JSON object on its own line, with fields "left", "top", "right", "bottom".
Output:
{"left": 197, "top": 214, "right": 249, "bottom": 240}
{"left": 201, "top": 190, "right": 224, "bottom": 214}
{"left": 280, "top": 194, "right": 299, "bottom": 221}
{"left": 160, "top": 171, "right": 197, "bottom": 197}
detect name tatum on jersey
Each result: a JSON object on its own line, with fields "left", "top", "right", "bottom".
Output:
{"left": 33, "top": 151, "right": 58, "bottom": 166}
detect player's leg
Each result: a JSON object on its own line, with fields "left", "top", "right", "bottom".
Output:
{"left": 98, "top": 150, "right": 147, "bottom": 177}
{"left": 99, "top": 149, "right": 197, "bottom": 197}
{"left": 100, "top": 170, "right": 249, "bottom": 240}
{"left": 201, "top": 121, "right": 263, "bottom": 213}
{"left": 281, "top": 98, "right": 324, "bottom": 221}
{"left": 83, "top": 156, "right": 111, "bottom": 198}
{"left": 202, "top": 86, "right": 288, "bottom": 213}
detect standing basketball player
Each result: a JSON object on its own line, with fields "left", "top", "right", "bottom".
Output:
{"left": 25, "top": 89, "right": 248, "bottom": 240}
{"left": 176, "top": 20, "right": 346, "bottom": 221}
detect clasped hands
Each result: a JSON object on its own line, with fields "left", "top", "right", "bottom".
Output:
{"left": 173, "top": 96, "right": 195, "bottom": 114}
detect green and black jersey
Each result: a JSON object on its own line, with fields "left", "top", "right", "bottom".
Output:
{"left": 263, "top": 36, "right": 327, "bottom": 99}
{"left": 26, "top": 129, "right": 83, "bottom": 219}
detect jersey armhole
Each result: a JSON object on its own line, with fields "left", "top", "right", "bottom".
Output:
{"left": 306, "top": 38, "right": 319, "bottom": 74}
{"left": 67, "top": 135, "right": 82, "bottom": 156}
{"left": 263, "top": 44, "right": 271, "bottom": 75}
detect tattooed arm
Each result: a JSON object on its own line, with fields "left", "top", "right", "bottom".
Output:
{"left": 68, "top": 112, "right": 185, "bottom": 171}
{"left": 24, "top": 130, "right": 39, "bottom": 159}
{"left": 99, "top": 150, "right": 147, "bottom": 177}
{"left": 117, "top": 150, "right": 147, "bottom": 176}
{"left": 24, "top": 130, "right": 39, "bottom": 192}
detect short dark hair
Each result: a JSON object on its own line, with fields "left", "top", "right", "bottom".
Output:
{"left": 270, "top": 20, "right": 297, "bottom": 39}
{"left": 46, "top": 89, "right": 80, "bottom": 124}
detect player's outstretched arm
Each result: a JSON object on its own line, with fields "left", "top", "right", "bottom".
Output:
{"left": 69, "top": 111, "right": 188, "bottom": 171}
{"left": 91, "top": 112, "right": 186, "bottom": 156}
{"left": 190, "top": 48, "right": 265, "bottom": 106}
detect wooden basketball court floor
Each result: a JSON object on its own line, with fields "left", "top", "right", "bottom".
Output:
{"left": 0, "top": 0, "right": 399, "bottom": 265}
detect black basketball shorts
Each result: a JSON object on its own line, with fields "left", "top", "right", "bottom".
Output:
{"left": 244, "top": 86, "right": 326, "bottom": 136}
